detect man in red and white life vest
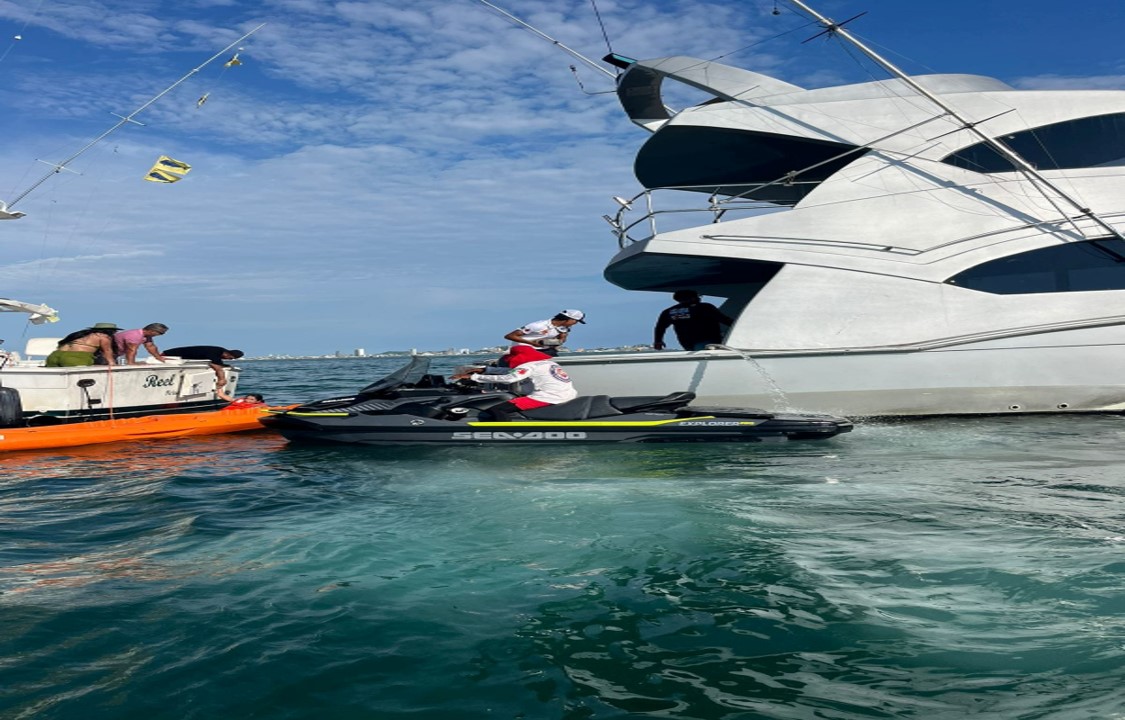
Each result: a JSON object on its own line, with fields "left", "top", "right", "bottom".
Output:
{"left": 452, "top": 344, "right": 577, "bottom": 420}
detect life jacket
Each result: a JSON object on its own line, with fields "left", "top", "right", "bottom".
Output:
{"left": 503, "top": 344, "right": 551, "bottom": 367}
{"left": 500, "top": 345, "right": 553, "bottom": 395}
{"left": 224, "top": 397, "right": 267, "bottom": 410}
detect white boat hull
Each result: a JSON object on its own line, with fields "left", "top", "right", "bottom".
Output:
{"left": 558, "top": 328, "right": 1125, "bottom": 417}
{"left": 0, "top": 359, "right": 240, "bottom": 422}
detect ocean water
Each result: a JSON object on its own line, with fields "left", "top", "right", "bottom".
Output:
{"left": 2, "top": 357, "right": 1124, "bottom": 719}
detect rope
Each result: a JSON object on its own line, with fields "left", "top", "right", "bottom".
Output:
{"left": 0, "top": 0, "right": 45, "bottom": 70}
{"left": 105, "top": 361, "right": 116, "bottom": 422}
{"left": 589, "top": 0, "right": 613, "bottom": 57}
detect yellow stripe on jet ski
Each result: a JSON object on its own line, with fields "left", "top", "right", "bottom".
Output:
{"left": 270, "top": 413, "right": 759, "bottom": 428}
{"left": 278, "top": 411, "right": 351, "bottom": 417}
{"left": 468, "top": 416, "right": 747, "bottom": 427}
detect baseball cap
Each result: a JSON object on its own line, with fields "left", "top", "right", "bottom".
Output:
{"left": 560, "top": 309, "right": 586, "bottom": 324}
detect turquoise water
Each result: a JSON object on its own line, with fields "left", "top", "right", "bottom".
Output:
{"left": 2, "top": 358, "right": 1124, "bottom": 719}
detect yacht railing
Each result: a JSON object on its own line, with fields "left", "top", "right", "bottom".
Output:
{"left": 603, "top": 184, "right": 803, "bottom": 248}
{"left": 604, "top": 112, "right": 963, "bottom": 249}
{"left": 559, "top": 313, "right": 1125, "bottom": 362}
{"left": 605, "top": 183, "right": 1125, "bottom": 255}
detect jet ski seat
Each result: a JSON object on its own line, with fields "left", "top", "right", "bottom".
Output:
{"left": 611, "top": 391, "right": 695, "bottom": 413}
{"left": 520, "top": 391, "right": 697, "bottom": 421}
{"left": 520, "top": 395, "right": 622, "bottom": 420}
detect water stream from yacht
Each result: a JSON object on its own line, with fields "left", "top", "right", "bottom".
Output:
{"left": 708, "top": 343, "right": 795, "bottom": 411}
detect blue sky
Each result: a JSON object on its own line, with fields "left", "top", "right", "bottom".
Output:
{"left": 0, "top": 0, "right": 1122, "bottom": 356}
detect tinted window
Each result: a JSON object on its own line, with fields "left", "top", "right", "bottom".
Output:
{"left": 942, "top": 112, "right": 1125, "bottom": 172}
{"left": 946, "top": 238, "right": 1125, "bottom": 294}
{"left": 635, "top": 125, "right": 863, "bottom": 205}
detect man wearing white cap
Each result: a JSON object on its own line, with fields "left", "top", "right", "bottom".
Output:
{"left": 503, "top": 309, "right": 586, "bottom": 358}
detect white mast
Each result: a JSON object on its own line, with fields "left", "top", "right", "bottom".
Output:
{"left": 788, "top": 0, "right": 1125, "bottom": 243}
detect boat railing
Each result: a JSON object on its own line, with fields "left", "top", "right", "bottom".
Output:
{"left": 606, "top": 184, "right": 1125, "bottom": 255}
{"left": 558, "top": 313, "right": 1125, "bottom": 361}
{"left": 604, "top": 184, "right": 796, "bottom": 249}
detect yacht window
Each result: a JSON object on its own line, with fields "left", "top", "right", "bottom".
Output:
{"left": 635, "top": 126, "right": 863, "bottom": 205}
{"left": 946, "top": 238, "right": 1125, "bottom": 294}
{"left": 942, "top": 112, "right": 1125, "bottom": 172}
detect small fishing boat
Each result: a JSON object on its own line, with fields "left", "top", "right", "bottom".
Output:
{"left": 0, "top": 403, "right": 282, "bottom": 453}
{"left": 0, "top": 30, "right": 265, "bottom": 428}
{"left": 1, "top": 298, "right": 245, "bottom": 425}
{"left": 261, "top": 357, "right": 852, "bottom": 445}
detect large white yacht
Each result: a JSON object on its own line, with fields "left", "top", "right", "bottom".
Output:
{"left": 558, "top": 10, "right": 1125, "bottom": 417}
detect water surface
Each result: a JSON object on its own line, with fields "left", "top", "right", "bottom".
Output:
{"left": 2, "top": 358, "right": 1123, "bottom": 719}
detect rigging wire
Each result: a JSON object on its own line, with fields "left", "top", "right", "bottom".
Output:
{"left": 798, "top": 16, "right": 1088, "bottom": 241}
{"left": 195, "top": 48, "right": 245, "bottom": 109}
{"left": 644, "top": 13, "right": 819, "bottom": 98}
{"left": 706, "top": 19, "right": 818, "bottom": 66}
{"left": 564, "top": 0, "right": 619, "bottom": 93}
{"left": 569, "top": 65, "right": 616, "bottom": 95}
{"left": 790, "top": 0, "right": 1123, "bottom": 244}
{"left": 3, "top": 23, "right": 265, "bottom": 214}
{"left": 30, "top": 143, "right": 124, "bottom": 292}
{"left": 0, "top": 0, "right": 45, "bottom": 70}
{"left": 476, "top": 0, "right": 613, "bottom": 79}
{"left": 589, "top": 0, "right": 614, "bottom": 59}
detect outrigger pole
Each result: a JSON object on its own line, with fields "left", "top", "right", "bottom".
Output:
{"left": 0, "top": 22, "right": 266, "bottom": 219}
{"left": 475, "top": 0, "right": 616, "bottom": 79}
{"left": 788, "top": 0, "right": 1125, "bottom": 244}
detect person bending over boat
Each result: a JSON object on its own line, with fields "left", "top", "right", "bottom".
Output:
{"left": 162, "top": 345, "right": 244, "bottom": 400}
{"left": 114, "top": 323, "right": 169, "bottom": 365}
{"left": 503, "top": 309, "right": 586, "bottom": 357}
{"left": 653, "top": 291, "right": 734, "bottom": 351}
{"left": 452, "top": 344, "right": 577, "bottom": 421}
{"left": 44, "top": 322, "right": 119, "bottom": 367}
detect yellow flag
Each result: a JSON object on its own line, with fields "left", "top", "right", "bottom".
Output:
{"left": 144, "top": 155, "right": 192, "bottom": 183}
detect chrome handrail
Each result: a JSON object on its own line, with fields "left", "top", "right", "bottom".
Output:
{"left": 604, "top": 184, "right": 1125, "bottom": 254}
{"left": 603, "top": 184, "right": 786, "bottom": 248}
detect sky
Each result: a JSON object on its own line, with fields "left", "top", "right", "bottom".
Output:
{"left": 0, "top": 0, "right": 1123, "bottom": 356}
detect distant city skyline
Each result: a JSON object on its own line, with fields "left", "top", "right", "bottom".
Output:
{"left": 247, "top": 344, "right": 653, "bottom": 361}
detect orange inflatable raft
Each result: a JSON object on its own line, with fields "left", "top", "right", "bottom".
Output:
{"left": 0, "top": 404, "right": 287, "bottom": 453}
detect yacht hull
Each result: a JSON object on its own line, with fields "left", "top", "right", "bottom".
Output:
{"left": 558, "top": 337, "right": 1125, "bottom": 418}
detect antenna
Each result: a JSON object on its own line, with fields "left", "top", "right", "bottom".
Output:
{"left": 1, "top": 23, "right": 266, "bottom": 216}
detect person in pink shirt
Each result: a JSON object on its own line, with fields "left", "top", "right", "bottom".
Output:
{"left": 114, "top": 323, "right": 169, "bottom": 365}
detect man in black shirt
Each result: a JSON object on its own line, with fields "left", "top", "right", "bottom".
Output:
{"left": 653, "top": 291, "right": 734, "bottom": 351}
{"left": 164, "top": 345, "right": 244, "bottom": 399}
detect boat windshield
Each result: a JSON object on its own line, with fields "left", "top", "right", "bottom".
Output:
{"left": 357, "top": 356, "right": 432, "bottom": 396}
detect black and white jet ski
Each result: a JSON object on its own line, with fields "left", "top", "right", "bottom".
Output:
{"left": 260, "top": 357, "right": 853, "bottom": 445}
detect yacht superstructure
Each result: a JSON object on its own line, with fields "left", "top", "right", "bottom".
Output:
{"left": 557, "top": 8, "right": 1125, "bottom": 416}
